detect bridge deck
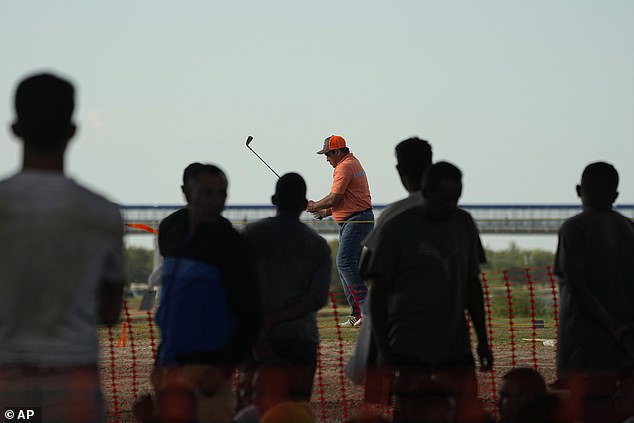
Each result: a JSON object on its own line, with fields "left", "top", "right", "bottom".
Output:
{"left": 121, "top": 204, "right": 634, "bottom": 235}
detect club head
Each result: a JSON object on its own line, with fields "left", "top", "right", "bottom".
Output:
{"left": 246, "top": 136, "right": 253, "bottom": 147}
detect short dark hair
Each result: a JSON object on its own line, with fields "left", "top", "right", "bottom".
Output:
{"left": 274, "top": 172, "right": 307, "bottom": 211}
{"left": 186, "top": 163, "right": 227, "bottom": 189}
{"left": 395, "top": 137, "right": 433, "bottom": 183}
{"left": 581, "top": 161, "right": 619, "bottom": 193}
{"left": 182, "top": 162, "right": 203, "bottom": 186}
{"left": 502, "top": 367, "right": 547, "bottom": 395}
{"left": 339, "top": 147, "right": 350, "bottom": 155}
{"left": 422, "top": 161, "right": 462, "bottom": 193}
{"left": 14, "top": 73, "right": 75, "bottom": 151}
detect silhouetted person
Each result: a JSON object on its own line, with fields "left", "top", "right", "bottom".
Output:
{"left": 368, "top": 162, "right": 493, "bottom": 423}
{"left": 362, "top": 137, "right": 433, "bottom": 270}
{"left": 155, "top": 163, "right": 261, "bottom": 423}
{"left": 350, "top": 136, "right": 432, "bottom": 400}
{"left": 515, "top": 393, "right": 572, "bottom": 423}
{"left": 240, "top": 173, "right": 331, "bottom": 407}
{"left": 497, "top": 367, "right": 547, "bottom": 423}
{"left": 142, "top": 163, "right": 204, "bottom": 309}
{"left": 307, "top": 135, "right": 374, "bottom": 327}
{"left": 0, "top": 72, "right": 125, "bottom": 422}
{"left": 554, "top": 162, "right": 634, "bottom": 422}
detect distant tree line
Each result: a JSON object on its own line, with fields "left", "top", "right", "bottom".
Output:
{"left": 481, "top": 242, "right": 554, "bottom": 273}
{"left": 125, "top": 246, "right": 154, "bottom": 284}
{"left": 125, "top": 241, "right": 555, "bottom": 287}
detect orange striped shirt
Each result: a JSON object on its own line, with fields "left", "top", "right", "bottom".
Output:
{"left": 330, "top": 154, "right": 372, "bottom": 222}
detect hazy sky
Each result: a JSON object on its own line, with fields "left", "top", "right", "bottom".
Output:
{"left": 1, "top": 2, "right": 632, "bottom": 251}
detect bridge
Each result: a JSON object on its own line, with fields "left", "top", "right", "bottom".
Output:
{"left": 122, "top": 204, "right": 634, "bottom": 235}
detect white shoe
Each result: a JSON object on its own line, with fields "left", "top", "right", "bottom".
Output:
{"left": 339, "top": 315, "right": 360, "bottom": 327}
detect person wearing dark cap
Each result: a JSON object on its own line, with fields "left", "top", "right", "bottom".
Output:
{"left": 239, "top": 173, "right": 331, "bottom": 407}
{"left": 307, "top": 135, "right": 374, "bottom": 327}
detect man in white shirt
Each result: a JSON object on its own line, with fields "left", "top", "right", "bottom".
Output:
{"left": 0, "top": 72, "right": 125, "bottom": 423}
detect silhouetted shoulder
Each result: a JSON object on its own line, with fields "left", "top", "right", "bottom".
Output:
{"left": 68, "top": 178, "right": 122, "bottom": 228}
{"left": 0, "top": 171, "right": 121, "bottom": 235}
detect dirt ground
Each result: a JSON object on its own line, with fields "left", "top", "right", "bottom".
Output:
{"left": 99, "top": 324, "right": 557, "bottom": 423}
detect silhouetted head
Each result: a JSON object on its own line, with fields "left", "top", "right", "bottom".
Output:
{"left": 516, "top": 392, "right": 571, "bottom": 423}
{"left": 12, "top": 72, "right": 76, "bottom": 152}
{"left": 576, "top": 161, "right": 619, "bottom": 211}
{"left": 182, "top": 163, "right": 228, "bottom": 223}
{"left": 498, "top": 367, "right": 547, "bottom": 423}
{"left": 180, "top": 162, "right": 203, "bottom": 195}
{"left": 395, "top": 137, "right": 433, "bottom": 193}
{"left": 272, "top": 172, "right": 308, "bottom": 214}
{"left": 421, "top": 161, "right": 462, "bottom": 221}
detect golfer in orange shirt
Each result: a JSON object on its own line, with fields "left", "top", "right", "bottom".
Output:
{"left": 307, "top": 135, "right": 374, "bottom": 327}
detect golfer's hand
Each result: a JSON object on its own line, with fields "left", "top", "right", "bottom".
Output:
{"left": 477, "top": 343, "right": 493, "bottom": 371}
{"left": 306, "top": 200, "right": 317, "bottom": 212}
{"left": 312, "top": 211, "right": 329, "bottom": 220}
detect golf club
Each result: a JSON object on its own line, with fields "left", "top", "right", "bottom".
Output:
{"left": 245, "top": 135, "right": 280, "bottom": 178}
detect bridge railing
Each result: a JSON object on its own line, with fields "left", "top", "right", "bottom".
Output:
{"left": 121, "top": 204, "right": 634, "bottom": 235}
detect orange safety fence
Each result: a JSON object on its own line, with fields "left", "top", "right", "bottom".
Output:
{"left": 101, "top": 266, "right": 561, "bottom": 422}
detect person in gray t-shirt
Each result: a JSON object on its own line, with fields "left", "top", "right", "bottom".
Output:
{"left": 369, "top": 162, "right": 492, "bottom": 423}
{"left": 554, "top": 162, "right": 634, "bottom": 422}
{"left": 240, "top": 173, "right": 331, "bottom": 408}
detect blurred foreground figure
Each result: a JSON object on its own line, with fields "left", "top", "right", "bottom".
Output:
{"left": 554, "top": 162, "right": 634, "bottom": 423}
{"left": 0, "top": 72, "right": 125, "bottom": 422}
{"left": 497, "top": 367, "right": 547, "bottom": 423}
{"left": 368, "top": 161, "right": 493, "bottom": 423}
{"left": 155, "top": 163, "right": 261, "bottom": 423}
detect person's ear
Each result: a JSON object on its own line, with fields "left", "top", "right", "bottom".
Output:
{"left": 182, "top": 185, "right": 193, "bottom": 204}
{"left": 271, "top": 195, "right": 278, "bottom": 206}
{"left": 11, "top": 122, "right": 21, "bottom": 138}
{"left": 611, "top": 190, "right": 619, "bottom": 204}
{"left": 67, "top": 122, "right": 77, "bottom": 141}
{"left": 575, "top": 184, "right": 582, "bottom": 198}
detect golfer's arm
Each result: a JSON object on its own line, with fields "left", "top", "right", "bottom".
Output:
{"left": 312, "top": 192, "right": 342, "bottom": 210}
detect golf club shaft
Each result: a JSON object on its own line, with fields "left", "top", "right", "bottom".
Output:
{"left": 247, "top": 146, "right": 280, "bottom": 178}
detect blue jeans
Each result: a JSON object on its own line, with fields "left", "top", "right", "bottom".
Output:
{"left": 337, "top": 209, "right": 374, "bottom": 317}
